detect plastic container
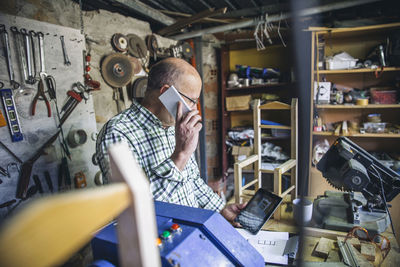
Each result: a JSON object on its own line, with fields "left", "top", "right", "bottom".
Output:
{"left": 325, "top": 58, "right": 357, "bottom": 70}
{"left": 370, "top": 89, "right": 397, "bottom": 104}
{"left": 363, "top": 122, "right": 386, "bottom": 133}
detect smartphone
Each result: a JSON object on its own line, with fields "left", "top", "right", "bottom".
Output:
{"left": 159, "top": 85, "right": 191, "bottom": 117}
{"left": 235, "top": 188, "right": 283, "bottom": 235}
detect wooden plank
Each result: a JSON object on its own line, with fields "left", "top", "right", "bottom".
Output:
{"left": 337, "top": 236, "right": 361, "bottom": 250}
{"left": 316, "top": 67, "right": 400, "bottom": 74}
{"left": 234, "top": 161, "right": 242, "bottom": 204}
{"left": 361, "top": 243, "right": 376, "bottom": 261}
{"left": 291, "top": 98, "right": 298, "bottom": 198}
{"left": 313, "top": 132, "right": 400, "bottom": 138}
{"left": 316, "top": 104, "right": 400, "bottom": 109}
{"left": 275, "top": 159, "right": 296, "bottom": 174}
{"left": 158, "top": 8, "right": 227, "bottom": 35}
{"left": 260, "top": 125, "right": 291, "bottom": 130}
{"left": 313, "top": 237, "right": 334, "bottom": 258}
{"left": 159, "top": 9, "right": 235, "bottom": 24}
{"left": 0, "top": 183, "right": 131, "bottom": 267}
{"left": 236, "top": 154, "right": 258, "bottom": 168}
{"left": 241, "top": 179, "right": 258, "bottom": 190}
{"left": 281, "top": 185, "right": 296, "bottom": 198}
{"left": 108, "top": 143, "right": 161, "bottom": 267}
{"left": 254, "top": 99, "right": 262, "bottom": 190}
{"left": 259, "top": 101, "right": 291, "bottom": 110}
{"left": 304, "top": 227, "right": 348, "bottom": 240}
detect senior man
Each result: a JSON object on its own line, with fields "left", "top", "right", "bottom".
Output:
{"left": 96, "top": 57, "right": 245, "bottom": 225}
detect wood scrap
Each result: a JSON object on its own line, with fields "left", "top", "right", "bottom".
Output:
{"left": 313, "top": 237, "right": 334, "bottom": 258}
{"left": 361, "top": 243, "right": 376, "bottom": 261}
{"left": 326, "top": 250, "right": 340, "bottom": 262}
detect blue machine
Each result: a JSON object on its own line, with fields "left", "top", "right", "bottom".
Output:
{"left": 92, "top": 201, "right": 264, "bottom": 267}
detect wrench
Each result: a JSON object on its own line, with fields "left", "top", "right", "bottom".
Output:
{"left": 10, "top": 27, "right": 28, "bottom": 85}
{"left": 20, "top": 28, "right": 35, "bottom": 84}
{"left": 37, "top": 32, "right": 46, "bottom": 75}
{"left": 0, "top": 25, "right": 19, "bottom": 89}
{"left": 29, "top": 30, "right": 38, "bottom": 81}
{"left": 60, "top": 36, "right": 71, "bottom": 66}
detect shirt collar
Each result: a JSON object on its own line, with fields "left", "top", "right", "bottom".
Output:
{"left": 130, "top": 99, "right": 165, "bottom": 129}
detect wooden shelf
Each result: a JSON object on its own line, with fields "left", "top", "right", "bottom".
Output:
{"left": 226, "top": 83, "right": 291, "bottom": 91}
{"left": 260, "top": 125, "right": 291, "bottom": 130}
{"left": 316, "top": 104, "right": 400, "bottom": 109}
{"left": 315, "top": 67, "right": 400, "bottom": 74}
{"left": 313, "top": 131, "right": 400, "bottom": 138}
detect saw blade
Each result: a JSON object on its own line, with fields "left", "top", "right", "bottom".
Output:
{"left": 129, "top": 56, "right": 142, "bottom": 75}
{"left": 127, "top": 34, "right": 147, "bottom": 58}
{"left": 130, "top": 77, "right": 148, "bottom": 99}
{"left": 101, "top": 53, "right": 134, "bottom": 88}
{"left": 111, "top": 33, "right": 128, "bottom": 52}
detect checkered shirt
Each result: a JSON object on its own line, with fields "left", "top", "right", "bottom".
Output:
{"left": 96, "top": 100, "right": 225, "bottom": 212}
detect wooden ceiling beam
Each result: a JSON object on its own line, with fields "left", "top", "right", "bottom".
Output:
{"left": 158, "top": 7, "right": 228, "bottom": 36}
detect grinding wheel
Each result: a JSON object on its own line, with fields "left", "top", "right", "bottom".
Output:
{"left": 127, "top": 34, "right": 148, "bottom": 58}
{"left": 129, "top": 77, "right": 148, "bottom": 99}
{"left": 181, "top": 42, "right": 193, "bottom": 59}
{"left": 101, "top": 54, "right": 134, "bottom": 88}
{"left": 129, "top": 56, "right": 142, "bottom": 74}
{"left": 111, "top": 33, "right": 128, "bottom": 52}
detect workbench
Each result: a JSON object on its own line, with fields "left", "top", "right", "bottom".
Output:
{"left": 258, "top": 200, "right": 400, "bottom": 266}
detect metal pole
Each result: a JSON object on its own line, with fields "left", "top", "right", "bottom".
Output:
{"left": 171, "top": 0, "right": 381, "bottom": 40}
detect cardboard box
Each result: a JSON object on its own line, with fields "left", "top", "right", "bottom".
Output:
{"left": 226, "top": 95, "right": 251, "bottom": 111}
{"left": 232, "top": 146, "right": 254, "bottom": 170}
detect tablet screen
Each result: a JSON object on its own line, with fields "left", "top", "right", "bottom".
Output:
{"left": 235, "top": 189, "right": 283, "bottom": 234}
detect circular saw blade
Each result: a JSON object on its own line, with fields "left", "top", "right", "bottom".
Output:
{"left": 127, "top": 34, "right": 148, "bottom": 58}
{"left": 325, "top": 176, "right": 352, "bottom": 192}
{"left": 101, "top": 53, "right": 134, "bottom": 88}
{"left": 130, "top": 77, "right": 148, "bottom": 99}
{"left": 111, "top": 33, "right": 128, "bottom": 52}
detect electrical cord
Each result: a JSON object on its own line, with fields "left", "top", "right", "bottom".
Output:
{"left": 370, "top": 165, "right": 396, "bottom": 239}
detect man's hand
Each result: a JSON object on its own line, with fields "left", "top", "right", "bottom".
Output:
{"left": 220, "top": 202, "right": 247, "bottom": 227}
{"left": 171, "top": 102, "right": 202, "bottom": 171}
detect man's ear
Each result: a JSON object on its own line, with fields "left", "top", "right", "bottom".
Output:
{"left": 159, "top": 84, "right": 170, "bottom": 94}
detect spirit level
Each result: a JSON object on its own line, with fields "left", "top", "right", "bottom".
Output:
{"left": 0, "top": 89, "right": 23, "bottom": 142}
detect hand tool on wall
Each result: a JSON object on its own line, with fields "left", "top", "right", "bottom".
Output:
{"left": 0, "top": 25, "right": 19, "bottom": 89}
{"left": 10, "top": 26, "right": 28, "bottom": 87}
{"left": 0, "top": 199, "right": 16, "bottom": 209}
{"left": 33, "top": 174, "right": 43, "bottom": 194}
{"left": 7, "top": 163, "right": 20, "bottom": 177}
{"left": 20, "top": 28, "right": 35, "bottom": 85}
{"left": 58, "top": 156, "right": 72, "bottom": 191}
{"left": 59, "top": 90, "right": 83, "bottom": 125}
{"left": 60, "top": 35, "right": 71, "bottom": 66}
{"left": 0, "top": 89, "right": 23, "bottom": 142}
{"left": 29, "top": 30, "right": 38, "bottom": 80}
{"left": 17, "top": 129, "right": 60, "bottom": 199}
{"left": 0, "top": 140, "right": 23, "bottom": 163}
{"left": 0, "top": 166, "right": 8, "bottom": 177}
{"left": 44, "top": 171, "right": 53, "bottom": 193}
{"left": 31, "top": 77, "right": 51, "bottom": 117}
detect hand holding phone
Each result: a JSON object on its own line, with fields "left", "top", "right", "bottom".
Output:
{"left": 234, "top": 189, "right": 283, "bottom": 234}
{"left": 159, "top": 85, "right": 191, "bottom": 118}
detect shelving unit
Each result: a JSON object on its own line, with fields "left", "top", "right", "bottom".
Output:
{"left": 308, "top": 22, "right": 400, "bottom": 196}
{"left": 220, "top": 45, "right": 296, "bottom": 180}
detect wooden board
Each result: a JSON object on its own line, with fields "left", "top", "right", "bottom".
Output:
{"left": 361, "top": 243, "right": 376, "bottom": 262}
{"left": 313, "top": 237, "right": 334, "bottom": 258}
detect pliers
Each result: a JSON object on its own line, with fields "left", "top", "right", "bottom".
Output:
{"left": 32, "top": 78, "right": 51, "bottom": 117}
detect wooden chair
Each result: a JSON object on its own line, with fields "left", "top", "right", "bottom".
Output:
{"left": 0, "top": 143, "right": 160, "bottom": 267}
{"left": 234, "top": 99, "right": 298, "bottom": 220}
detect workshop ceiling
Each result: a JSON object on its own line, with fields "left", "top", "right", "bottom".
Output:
{"left": 77, "top": 0, "right": 400, "bottom": 40}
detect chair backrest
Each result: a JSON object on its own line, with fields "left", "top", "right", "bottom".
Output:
{"left": 0, "top": 143, "right": 161, "bottom": 267}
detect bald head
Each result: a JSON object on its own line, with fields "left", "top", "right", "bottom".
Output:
{"left": 146, "top": 58, "right": 200, "bottom": 93}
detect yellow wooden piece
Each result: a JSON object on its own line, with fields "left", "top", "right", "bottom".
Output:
{"left": 259, "top": 101, "right": 290, "bottom": 110}
{"left": 0, "top": 183, "right": 131, "bottom": 267}
{"left": 316, "top": 104, "right": 400, "bottom": 109}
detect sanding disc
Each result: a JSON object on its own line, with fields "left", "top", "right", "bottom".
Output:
{"left": 129, "top": 56, "right": 142, "bottom": 74}
{"left": 101, "top": 53, "right": 134, "bottom": 88}
{"left": 130, "top": 76, "right": 148, "bottom": 99}
{"left": 146, "top": 34, "right": 158, "bottom": 55}
{"left": 127, "top": 34, "right": 148, "bottom": 58}
{"left": 181, "top": 42, "right": 193, "bottom": 59}
{"left": 111, "top": 33, "right": 128, "bottom": 52}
